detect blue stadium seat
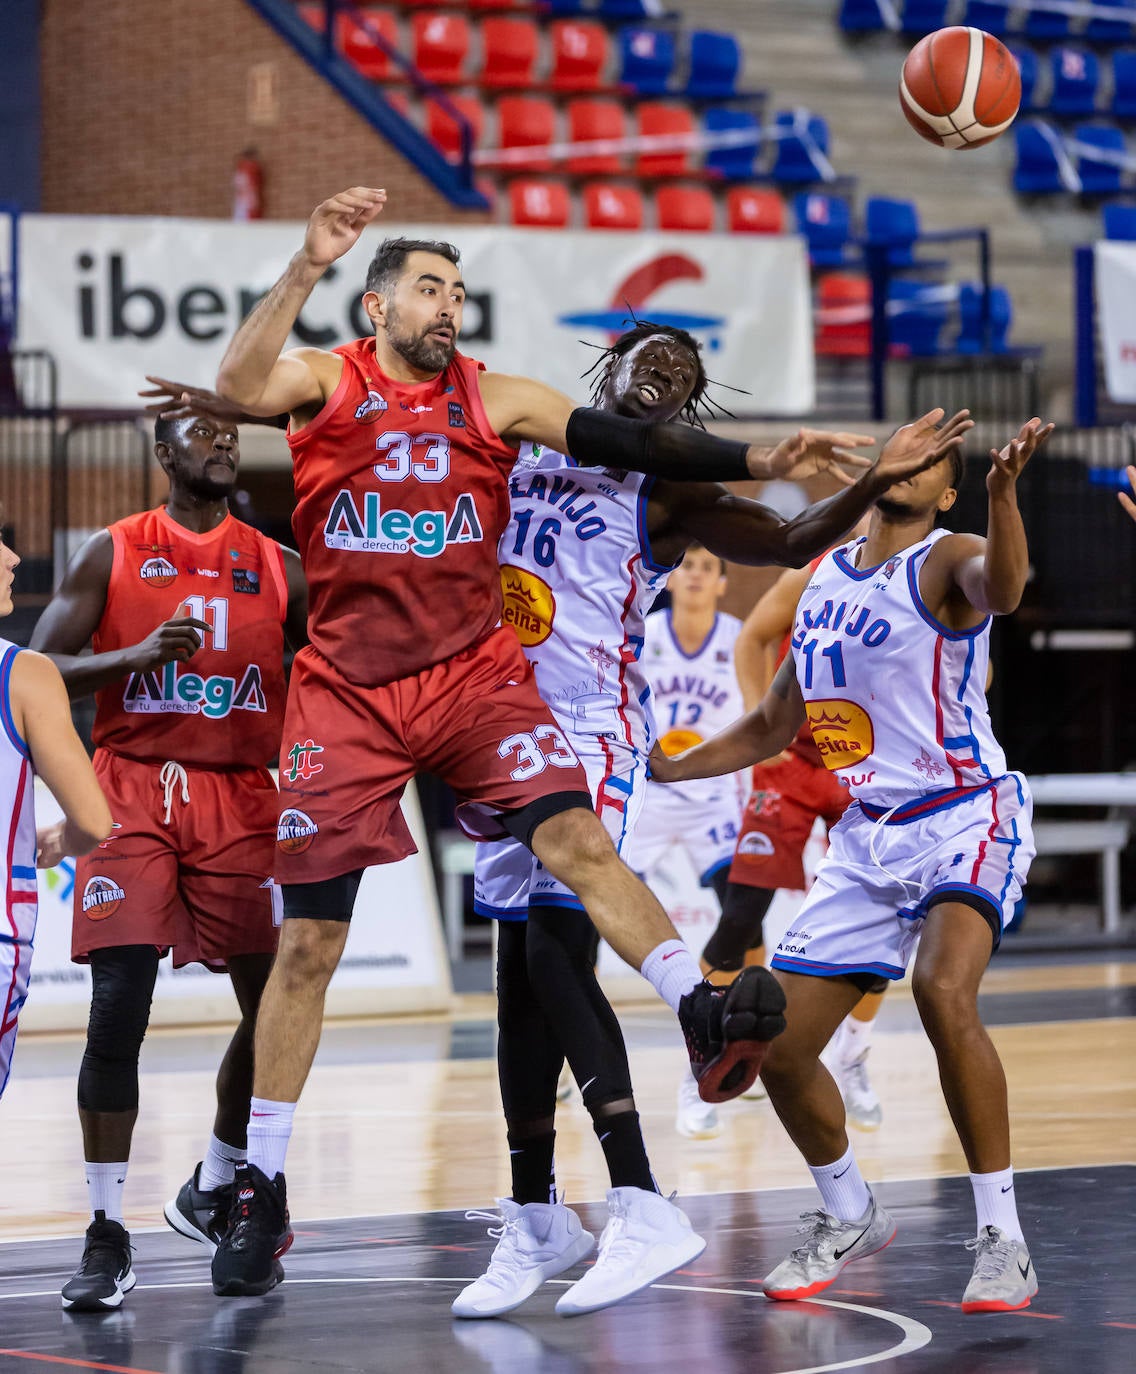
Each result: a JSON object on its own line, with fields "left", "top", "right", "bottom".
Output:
{"left": 1076, "top": 123, "right": 1127, "bottom": 195}
{"left": 887, "top": 279, "right": 949, "bottom": 357}
{"left": 962, "top": 2, "right": 1011, "bottom": 38}
{"left": 617, "top": 25, "right": 676, "bottom": 95}
{"left": 956, "top": 282, "right": 1013, "bottom": 354}
{"left": 598, "top": 0, "right": 656, "bottom": 17}
{"left": 702, "top": 108, "right": 761, "bottom": 180}
{"left": 1111, "top": 49, "right": 1136, "bottom": 119}
{"left": 901, "top": 1, "right": 950, "bottom": 35}
{"left": 544, "top": 0, "right": 590, "bottom": 14}
{"left": 1012, "top": 120, "right": 1067, "bottom": 194}
{"left": 1047, "top": 47, "right": 1100, "bottom": 118}
{"left": 793, "top": 192, "right": 853, "bottom": 267}
{"left": 770, "top": 109, "right": 832, "bottom": 183}
{"left": 685, "top": 31, "right": 741, "bottom": 100}
{"left": 839, "top": 0, "right": 889, "bottom": 32}
{"left": 1085, "top": 0, "right": 1134, "bottom": 43}
{"left": 1024, "top": 6, "right": 1072, "bottom": 41}
{"left": 1010, "top": 46, "right": 1039, "bottom": 113}
{"left": 864, "top": 195, "right": 924, "bottom": 267}
{"left": 1103, "top": 202, "right": 1136, "bottom": 239}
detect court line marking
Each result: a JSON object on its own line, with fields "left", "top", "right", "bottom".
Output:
{"left": 0, "top": 1352, "right": 161, "bottom": 1373}
{"left": 0, "top": 1277, "right": 931, "bottom": 1374}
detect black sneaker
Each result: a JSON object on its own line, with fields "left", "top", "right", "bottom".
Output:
{"left": 164, "top": 1163, "right": 233, "bottom": 1253}
{"left": 211, "top": 1163, "right": 293, "bottom": 1297}
{"left": 61, "top": 1211, "right": 137, "bottom": 1311}
{"left": 678, "top": 966, "right": 787, "bottom": 1104}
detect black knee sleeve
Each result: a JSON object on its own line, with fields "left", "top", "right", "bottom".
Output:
{"left": 282, "top": 868, "right": 365, "bottom": 922}
{"left": 702, "top": 882, "right": 775, "bottom": 972}
{"left": 496, "top": 920, "right": 564, "bottom": 1121}
{"left": 708, "top": 865, "right": 731, "bottom": 909}
{"left": 78, "top": 946, "right": 160, "bottom": 1113}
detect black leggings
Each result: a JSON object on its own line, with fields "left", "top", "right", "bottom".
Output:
{"left": 701, "top": 881, "right": 775, "bottom": 973}
{"left": 77, "top": 945, "right": 160, "bottom": 1113}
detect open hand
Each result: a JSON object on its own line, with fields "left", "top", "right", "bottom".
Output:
{"left": 139, "top": 376, "right": 247, "bottom": 423}
{"left": 875, "top": 407, "right": 974, "bottom": 487}
{"left": 1120, "top": 465, "right": 1136, "bottom": 525}
{"left": 303, "top": 187, "right": 387, "bottom": 270}
{"left": 988, "top": 416, "right": 1054, "bottom": 495}
{"left": 755, "top": 428, "right": 876, "bottom": 483}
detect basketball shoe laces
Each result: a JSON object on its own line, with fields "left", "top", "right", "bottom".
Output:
{"left": 463, "top": 1208, "right": 538, "bottom": 1292}
{"left": 964, "top": 1228, "right": 1016, "bottom": 1279}
{"left": 160, "top": 761, "right": 190, "bottom": 826}
{"left": 79, "top": 1219, "right": 131, "bottom": 1276}
{"left": 788, "top": 1211, "right": 846, "bottom": 1264}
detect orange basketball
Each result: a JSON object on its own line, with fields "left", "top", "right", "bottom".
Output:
{"left": 899, "top": 26, "right": 1021, "bottom": 150}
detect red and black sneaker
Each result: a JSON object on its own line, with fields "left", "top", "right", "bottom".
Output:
{"left": 211, "top": 1163, "right": 293, "bottom": 1297}
{"left": 678, "top": 966, "right": 787, "bottom": 1104}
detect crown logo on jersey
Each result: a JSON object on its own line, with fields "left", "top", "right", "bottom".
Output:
{"left": 807, "top": 700, "right": 874, "bottom": 770}
{"left": 500, "top": 564, "right": 555, "bottom": 648}
{"left": 502, "top": 576, "right": 538, "bottom": 606}
{"left": 355, "top": 390, "right": 389, "bottom": 423}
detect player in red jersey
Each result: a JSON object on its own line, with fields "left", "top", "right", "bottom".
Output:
{"left": 203, "top": 187, "right": 972, "bottom": 1298}
{"left": 30, "top": 410, "right": 307, "bottom": 1312}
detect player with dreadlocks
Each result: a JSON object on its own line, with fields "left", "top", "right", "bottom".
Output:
{"left": 457, "top": 319, "right": 971, "bottom": 1318}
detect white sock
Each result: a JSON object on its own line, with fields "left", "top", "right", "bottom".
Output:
{"left": 86, "top": 1161, "right": 128, "bottom": 1224}
{"left": 970, "top": 1166, "right": 1023, "bottom": 1241}
{"left": 640, "top": 940, "right": 701, "bottom": 1014}
{"left": 246, "top": 1097, "right": 296, "bottom": 1180}
{"left": 809, "top": 1145, "right": 872, "bottom": 1222}
{"left": 199, "top": 1133, "right": 247, "bottom": 1192}
{"left": 841, "top": 1013, "right": 875, "bottom": 1060}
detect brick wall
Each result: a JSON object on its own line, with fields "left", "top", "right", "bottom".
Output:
{"left": 40, "top": 0, "right": 491, "bottom": 225}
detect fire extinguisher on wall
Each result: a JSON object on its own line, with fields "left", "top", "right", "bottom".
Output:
{"left": 233, "top": 148, "right": 264, "bottom": 220}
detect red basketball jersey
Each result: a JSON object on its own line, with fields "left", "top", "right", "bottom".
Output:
{"left": 288, "top": 338, "right": 518, "bottom": 686}
{"left": 92, "top": 509, "right": 288, "bottom": 769}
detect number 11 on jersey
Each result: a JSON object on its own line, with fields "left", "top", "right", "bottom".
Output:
{"left": 183, "top": 595, "right": 229, "bottom": 651}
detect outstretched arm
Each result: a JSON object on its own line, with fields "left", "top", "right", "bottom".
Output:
{"left": 215, "top": 187, "right": 387, "bottom": 416}
{"left": 652, "top": 657, "right": 806, "bottom": 784}
{"left": 734, "top": 565, "right": 812, "bottom": 711}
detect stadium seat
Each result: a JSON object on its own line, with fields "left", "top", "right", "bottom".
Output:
{"left": 838, "top": 1, "right": 889, "bottom": 33}
{"left": 496, "top": 96, "right": 558, "bottom": 173}
{"left": 544, "top": 0, "right": 589, "bottom": 14}
{"left": 566, "top": 99, "right": 626, "bottom": 174}
{"left": 794, "top": 192, "right": 854, "bottom": 267}
{"left": 549, "top": 20, "right": 610, "bottom": 92}
{"left": 684, "top": 31, "right": 742, "bottom": 101}
{"left": 1012, "top": 120, "right": 1068, "bottom": 194}
{"left": 1110, "top": 50, "right": 1136, "bottom": 119}
{"left": 477, "top": 17, "right": 540, "bottom": 89}
{"left": 1076, "top": 123, "right": 1127, "bottom": 196}
{"left": 864, "top": 196, "right": 925, "bottom": 267}
{"left": 770, "top": 109, "right": 833, "bottom": 184}
{"left": 702, "top": 108, "right": 760, "bottom": 180}
{"left": 887, "top": 279, "right": 948, "bottom": 357}
{"left": 341, "top": 9, "right": 399, "bottom": 81}
{"left": 1010, "top": 46, "right": 1039, "bottom": 113}
{"left": 956, "top": 282, "right": 1013, "bottom": 354}
{"left": 583, "top": 182, "right": 644, "bottom": 229}
{"left": 1024, "top": 6, "right": 1071, "bottom": 41}
{"left": 425, "top": 95, "right": 485, "bottom": 163}
{"left": 901, "top": 2, "right": 950, "bottom": 36}
{"left": 656, "top": 185, "right": 716, "bottom": 232}
{"left": 1103, "top": 202, "right": 1136, "bottom": 239}
{"left": 635, "top": 103, "right": 695, "bottom": 176}
{"left": 962, "top": 3, "right": 1011, "bottom": 39}
{"left": 1047, "top": 48, "right": 1100, "bottom": 119}
{"left": 727, "top": 186, "right": 786, "bottom": 233}
{"left": 815, "top": 273, "right": 871, "bottom": 358}
{"left": 1086, "top": 0, "right": 1134, "bottom": 43}
{"left": 509, "top": 179, "right": 572, "bottom": 228}
{"left": 411, "top": 12, "right": 471, "bottom": 85}
{"left": 598, "top": 0, "right": 656, "bottom": 18}
{"left": 618, "top": 26, "right": 676, "bottom": 96}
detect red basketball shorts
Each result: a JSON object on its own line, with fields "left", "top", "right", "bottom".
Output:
{"left": 729, "top": 750, "right": 851, "bottom": 891}
{"left": 72, "top": 750, "right": 281, "bottom": 967}
{"left": 275, "top": 627, "right": 588, "bottom": 883}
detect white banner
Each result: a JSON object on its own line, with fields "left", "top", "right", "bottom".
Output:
{"left": 16, "top": 215, "right": 814, "bottom": 415}
{"left": 1095, "top": 241, "right": 1136, "bottom": 404}
{"left": 22, "top": 776, "right": 451, "bottom": 1032}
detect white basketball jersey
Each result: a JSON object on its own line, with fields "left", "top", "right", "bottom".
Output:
{"left": 793, "top": 530, "right": 1006, "bottom": 807}
{"left": 642, "top": 609, "right": 747, "bottom": 807}
{"left": 499, "top": 444, "right": 674, "bottom": 754}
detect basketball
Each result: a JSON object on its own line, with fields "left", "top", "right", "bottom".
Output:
{"left": 899, "top": 26, "right": 1021, "bottom": 150}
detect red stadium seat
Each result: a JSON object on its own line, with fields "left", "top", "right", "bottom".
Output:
{"left": 478, "top": 17, "right": 540, "bottom": 89}
{"left": 549, "top": 21, "right": 610, "bottom": 92}
{"left": 509, "top": 179, "right": 572, "bottom": 227}
{"left": 496, "top": 96, "right": 558, "bottom": 173}
{"left": 412, "top": 12, "right": 471, "bottom": 85}
{"left": 815, "top": 273, "right": 871, "bottom": 358}
{"left": 342, "top": 9, "right": 399, "bottom": 81}
{"left": 566, "top": 99, "right": 626, "bottom": 175}
{"left": 583, "top": 182, "right": 644, "bottom": 230}
{"left": 635, "top": 103, "right": 695, "bottom": 177}
{"left": 727, "top": 186, "right": 786, "bottom": 233}
{"left": 656, "top": 185, "right": 715, "bottom": 232}
{"left": 425, "top": 95, "right": 485, "bottom": 162}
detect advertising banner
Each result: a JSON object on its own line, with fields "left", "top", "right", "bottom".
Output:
{"left": 17, "top": 215, "right": 815, "bottom": 415}
{"left": 1095, "top": 241, "right": 1136, "bottom": 404}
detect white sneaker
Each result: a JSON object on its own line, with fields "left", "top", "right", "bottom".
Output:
{"left": 841, "top": 1050, "right": 883, "bottom": 1131}
{"left": 675, "top": 1071, "right": 722, "bottom": 1139}
{"left": 555, "top": 1187, "right": 706, "bottom": 1317}
{"left": 961, "top": 1226, "right": 1038, "bottom": 1313}
{"left": 763, "top": 1193, "right": 896, "bottom": 1300}
{"left": 556, "top": 1063, "right": 574, "bottom": 1103}
{"left": 452, "top": 1199, "right": 595, "bottom": 1318}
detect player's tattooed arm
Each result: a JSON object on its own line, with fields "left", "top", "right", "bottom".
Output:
{"left": 650, "top": 656, "right": 805, "bottom": 784}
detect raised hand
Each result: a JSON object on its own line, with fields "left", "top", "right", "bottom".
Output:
{"left": 874, "top": 407, "right": 974, "bottom": 486}
{"left": 1120, "top": 465, "right": 1136, "bottom": 525}
{"left": 987, "top": 417, "right": 1054, "bottom": 495}
{"left": 138, "top": 376, "right": 247, "bottom": 423}
{"left": 131, "top": 610, "right": 212, "bottom": 671}
{"left": 302, "top": 187, "right": 387, "bottom": 270}
{"left": 755, "top": 428, "right": 877, "bottom": 483}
